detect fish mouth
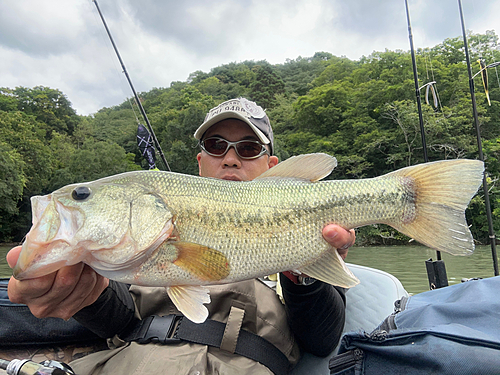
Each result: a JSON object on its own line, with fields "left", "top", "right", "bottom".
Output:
{"left": 13, "top": 195, "right": 84, "bottom": 280}
{"left": 13, "top": 240, "right": 73, "bottom": 280}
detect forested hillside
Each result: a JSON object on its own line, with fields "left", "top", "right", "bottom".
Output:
{"left": 2, "top": 31, "right": 500, "bottom": 245}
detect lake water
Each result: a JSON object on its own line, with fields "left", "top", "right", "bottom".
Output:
{"left": 0, "top": 244, "right": 498, "bottom": 295}
{"left": 346, "top": 244, "right": 498, "bottom": 294}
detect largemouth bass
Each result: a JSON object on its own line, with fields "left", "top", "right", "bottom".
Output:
{"left": 13, "top": 154, "right": 484, "bottom": 323}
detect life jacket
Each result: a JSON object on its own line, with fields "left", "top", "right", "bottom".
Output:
{"left": 69, "top": 279, "right": 301, "bottom": 375}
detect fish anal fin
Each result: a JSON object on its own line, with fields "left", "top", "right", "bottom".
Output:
{"left": 167, "top": 285, "right": 210, "bottom": 323}
{"left": 300, "top": 249, "right": 359, "bottom": 288}
{"left": 171, "top": 241, "right": 230, "bottom": 281}
{"left": 255, "top": 153, "right": 337, "bottom": 182}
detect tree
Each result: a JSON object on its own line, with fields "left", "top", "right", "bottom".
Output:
{"left": 0, "top": 111, "right": 54, "bottom": 196}
{"left": 48, "top": 139, "right": 141, "bottom": 191}
{"left": 13, "top": 86, "right": 79, "bottom": 136}
{"left": 0, "top": 142, "right": 26, "bottom": 241}
{"left": 91, "top": 107, "right": 138, "bottom": 155}
{"left": 0, "top": 88, "right": 18, "bottom": 112}
{"left": 249, "top": 64, "right": 285, "bottom": 109}
{"left": 293, "top": 82, "right": 351, "bottom": 137}
{"left": 311, "top": 56, "right": 357, "bottom": 87}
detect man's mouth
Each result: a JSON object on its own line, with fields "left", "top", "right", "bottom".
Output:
{"left": 221, "top": 175, "right": 242, "bottom": 181}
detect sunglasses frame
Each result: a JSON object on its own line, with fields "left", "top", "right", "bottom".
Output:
{"left": 200, "top": 137, "right": 270, "bottom": 159}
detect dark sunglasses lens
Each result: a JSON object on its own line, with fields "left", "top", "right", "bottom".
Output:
{"left": 203, "top": 138, "right": 228, "bottom": 155}
{"left": 236, "top": 142, "right": 263, "bottom": 158}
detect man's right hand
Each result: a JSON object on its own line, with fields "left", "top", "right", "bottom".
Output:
{"left": 6, "top": 246, "right": 109, "bottom": 320}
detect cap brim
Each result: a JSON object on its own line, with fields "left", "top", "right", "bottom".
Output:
{"left": 194, "top": 112, "right": 270, "bottom": 145}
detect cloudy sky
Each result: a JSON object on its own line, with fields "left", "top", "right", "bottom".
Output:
{"left": 1, "top": 0, "right": 499, "bottom": 116}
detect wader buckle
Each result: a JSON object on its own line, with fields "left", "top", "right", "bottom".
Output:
{"left": 137, "top": 314, "right": 183, "bottom": 344}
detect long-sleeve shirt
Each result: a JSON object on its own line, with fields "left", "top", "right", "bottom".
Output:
{"left": 279, "top": 274, "right": 346, "bottom": 356}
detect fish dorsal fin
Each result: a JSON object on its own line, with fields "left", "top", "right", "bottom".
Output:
{"left": 255, "top": 153, "right": 337, "bottom": 182}
{"left": 299, "top": 249, "right": 359, "bottom": 288}
{"left": 167, "top": 285, "right": 211, "bottom": 323}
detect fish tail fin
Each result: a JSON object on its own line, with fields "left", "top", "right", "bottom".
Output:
{"left": 390, "top": 159, "right": 484, "bottom": 256}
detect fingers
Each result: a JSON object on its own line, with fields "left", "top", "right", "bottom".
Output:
{"left": 8, "top": 262, "right": 109, "bottom": 320}
{"left": 47, "top": 264, "right": 109, "bottom": 319}
{"left": 322, "top": 224, "right": 356, "bottom": 260}
{"left": 6, "top": 246, "right": 22, "bottom": 268}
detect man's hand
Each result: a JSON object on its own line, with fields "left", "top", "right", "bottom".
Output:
{"left": 322, "top": 224, "right": 355, "bottom": 260}
{"left": 6, "top": 246, "right": 109, "bottom": 320}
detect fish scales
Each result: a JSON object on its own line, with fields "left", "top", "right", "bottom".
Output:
{"left": 119, "top": 171, "right": 413, "bottom": 286}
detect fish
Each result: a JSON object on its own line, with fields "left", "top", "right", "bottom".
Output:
{"left": 13, "top": 153, "right": 484, "bottom": 323}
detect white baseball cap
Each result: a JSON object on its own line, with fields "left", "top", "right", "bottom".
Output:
{"left": 194, "top": 98, "right": 274, "bottom": 154}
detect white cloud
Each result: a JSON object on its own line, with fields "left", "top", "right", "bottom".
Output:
{"left": 1, "top": 0, "right": 499, "bottom": 115}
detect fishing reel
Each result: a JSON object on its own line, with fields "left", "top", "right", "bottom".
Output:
{"left": 0, "top": 358, "right": 75, "bottom": 375}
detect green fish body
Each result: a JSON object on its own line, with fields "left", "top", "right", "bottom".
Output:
{"left": 13, "top": 154, "right": 484, "bottom": 322}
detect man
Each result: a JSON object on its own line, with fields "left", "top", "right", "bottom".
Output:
{"left": 7, "top": 98, "right": 355, "bottom": 374}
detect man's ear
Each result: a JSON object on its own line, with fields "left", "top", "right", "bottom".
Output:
{"left": 197, "top": 153, "right": 202, "bottom": 175}
{"left": 268, "top": 155, "right": 279, "bottom": 169}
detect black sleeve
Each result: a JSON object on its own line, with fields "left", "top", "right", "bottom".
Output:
{"left": 279, "top": 273, "right": 346, "bottom": 357}
{"left": 73, "top": 280, "right": 137, "bottom": 339}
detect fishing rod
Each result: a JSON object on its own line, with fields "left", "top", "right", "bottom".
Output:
{"left": 405, "top": 0, "right": 448, "bottom": 289}
{"left": 405, "top": 0, "right": 429, "bottom": 164}
{"left": 0, "top": 358, "right": 74, "bottom": 375}
{"left": 458, "top": 0, "right": 499, "bottom": 276}
{"left": 92, "top": 0, "right": 171, "bottom": 172}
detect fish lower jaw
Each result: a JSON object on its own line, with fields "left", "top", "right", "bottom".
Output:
{"left": 14, "top": 239, "right": 79, "bottom": 279}
{"left": 13, "top": 258, "right": 70, "bottom": 280}
{"left": 12, "top": 264, "right": 26, "bottom": 279}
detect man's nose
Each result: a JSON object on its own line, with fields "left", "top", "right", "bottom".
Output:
{"left": 222, "top": 146, "right": 241, "bottom": 167}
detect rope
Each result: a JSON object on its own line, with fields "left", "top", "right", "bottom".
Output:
{"left": 88, "top": 1, "right": 132, "bottom": 111}
{"left": 127, "top": 96, "right": 141, "bottom": 124}
{"left": 424, "top": 50, "right": 444, "bottom": 112}
{"left": 495, "top": 67, "right": 500, "bottom": 91}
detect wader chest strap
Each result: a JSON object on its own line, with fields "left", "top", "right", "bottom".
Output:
{"left": 119, "top": 314, "right": 290, "bottom": 375}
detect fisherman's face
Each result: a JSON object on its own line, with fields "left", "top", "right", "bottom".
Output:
{"left": 197, "top": 119, "right": 279, "bottom": 181}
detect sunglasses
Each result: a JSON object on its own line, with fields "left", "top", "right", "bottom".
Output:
{"left": 200, "top": 137, "right": 269, "bottom": 159}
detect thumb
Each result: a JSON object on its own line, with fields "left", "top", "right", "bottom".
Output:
{"left": 6, "top": 246, "right": 22, "bottom": 269}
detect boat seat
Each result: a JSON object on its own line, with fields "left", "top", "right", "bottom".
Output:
{"left": 290, "top": 263, "right": 409, "bottom": 375}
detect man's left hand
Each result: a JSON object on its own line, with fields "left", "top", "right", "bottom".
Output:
{"left": 322, "top": 224, "right": 355, "bottom": 260}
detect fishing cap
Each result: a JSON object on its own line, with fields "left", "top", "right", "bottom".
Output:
{"left": 194, "top": 98, "right": 274, "bottom": 154}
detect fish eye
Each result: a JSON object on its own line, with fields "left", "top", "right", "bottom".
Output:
{"left": 72, "top": 186, "right": 91, "bottom": 201}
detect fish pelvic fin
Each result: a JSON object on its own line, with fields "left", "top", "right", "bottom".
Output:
{"left": 255, "top": 153, "right": 337, "bottom": 182}
{"left": 167, "top": 285, "right": 210, "bottom": 323}
{"left": 300, "top": 249, "right": 359, "bottom": 288}
{"left": 390, "top": 159, "right": 484, "bottom": 256}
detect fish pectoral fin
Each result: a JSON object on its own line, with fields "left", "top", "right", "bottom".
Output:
{"left": 300, "top": 249, "right": 359, "bottom": 288}
{"left": 171, "top": 241, "right": 230, "bottom": 281}
{"left": 167, "top": 285, "right": 210, "bottom": 323}
{"left": 255, "top": 153, "right": 337, "bottom": 182}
